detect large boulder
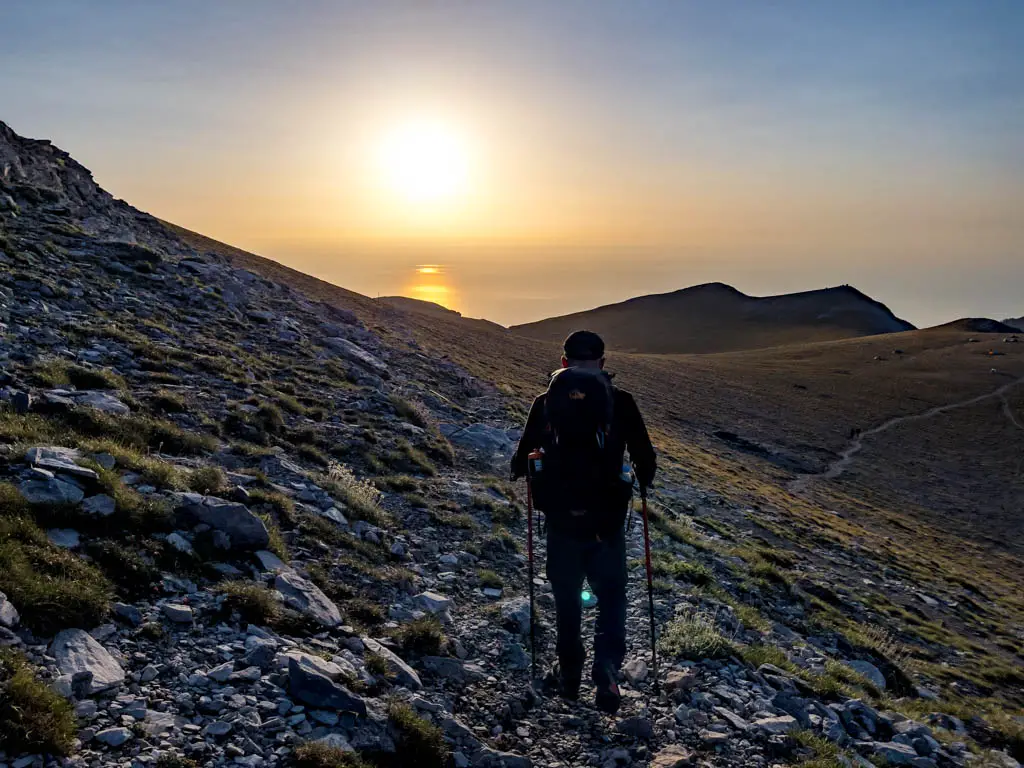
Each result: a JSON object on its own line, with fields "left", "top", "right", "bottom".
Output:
{"left": 18, "top": 477, "right": 84, "bottom": 506}
{"left": 323, "top": 337, "right": 389, "bottom": 377}
{"left": 361, "top": 637, "right": 422, "bottom": 690}
{"left": 174, "top": 493, "right": 269, "bottom": 549}
{"left": 274, "top": 572, "right": 341, "bottom": 627}
{"left": 287, "top": 656, "right": 366, "bottom": 715}
{"left": 0, "top": 591, "right": 19, "bottom": 628}
{"left": 25, "top": 446, "right": 99, "bottom": 481}
{"left": 51, "top": 629, "right": 125, "bottom": 694}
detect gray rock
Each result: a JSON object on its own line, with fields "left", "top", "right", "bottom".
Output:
{"left": 616, "top": 716, "right": 654, "bottom": 740}
{"left": 208, "top": 662, "right": 234, "bottom": 683}
{"left": 204, "top": 720, "right": 233, "bottom": 738}
{"left": 287, "top": 657, "right": 366, "bottom": 715}
{"left": 275, "top": 572, "right": 341, "bottom": 626}
{"left": 255, "top": 549, "right": 292, "bottom": 573}
{"left": 443, "top": 423, "right": 513, "bottom": 454}
{"left": 82, "top": 493, "right": 116, "bottom": 517}
{"left": 244, "top": 636, "right": 278, "bottom": 670}
{"left": 112, "top": 602, "right": 141, "bottom": 626}
{"left": 323, "top": 337, "right": 389, "bottom": 376}
{"left": 500, "top": 597, "right": 531, "bottom": 635}
{"left": 848, "top": 660, "right": 886, "bottom": 690}
{"left": 752, "top": 715, "right": 798, "bottom": 734}
{"left": 422, "top": 656, "right": 485, "bottom": 683}
{"left": 175, "top": 493, "right": 269, "bottom": 549}
{"left": 25, "top": 446, "right": 98, "bottom": 480}
{"left": 166, "top": 532, "right": 194, "bottom": 555}
{"left": 415, "top": 590, "right": 452, "bottom": 615}
{"left": 46, "top": 528, "right": 81, "bottom": 548}
{"left": 361, "top": 636, "right": 422, "bottom": 690}
{"left": 18, "top": 476, "right": 84, "bottom": 505}
{"left": 95, "top": 726, "right": 132, "bottom": 747}
{"left": 0, "top": 592, "right": 20, "bottom": 628}
{"left": 75, "top": 391, "right": 131, "bottom": 415}
{"left": 162, "top": 603, "right": 194, "bottom": 623}
{"left": 51, "top": 628, "right": 125, "bottom": 694}
{"left": 623, "top": 658, "right": 649, "bottom": 684}
{"left": 869, "top": 742, "right": 920, "bottom": 766}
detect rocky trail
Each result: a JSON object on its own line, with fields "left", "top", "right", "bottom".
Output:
{"left": 790, "top": 375, "right": 1024, "bottom": 493}
{"left": 0, "top": 119, "right": 1021, "bottom": 768}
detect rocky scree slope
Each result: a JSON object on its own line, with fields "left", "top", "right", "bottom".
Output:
{"left": 0, "top": 119, "right": 1021, "bottom": 768}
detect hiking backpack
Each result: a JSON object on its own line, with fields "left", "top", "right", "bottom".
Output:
{"left": 529, "top": 367, "right": 631, "bottom": 522}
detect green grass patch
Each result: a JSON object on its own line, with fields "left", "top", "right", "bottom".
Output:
{"left": 0, "top": 649, "right": 77, "bottom": 756}
{"left": 385, "top": 701, "right": 449, "bottom": 768}
{"left": 34, "top": 359, "right": 125, "bottom": 391}
{"left": 292, "top": 741, "right": 368, "bottom": 768}
{"left": 651, "top": 553, "right": 713, "bottom": 585}
{"left": 392, "top": 616, "right": 446, "bottom": 656}
{"left": 660, "top": 611, "right": 735, "bottom": 661}
{"left": 0, "top": 514, "right": 112, "bottom": 634}
{"left": 478, "top": 569, "right": 504, "bottom": 589}
{"left": 187, "top": 465, "right": 227, "bottom": 495}
{"left": 219, "top": 580, "right": 281, "bottom": 625}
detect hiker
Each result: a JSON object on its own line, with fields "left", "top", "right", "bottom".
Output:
{"left": 511, "top": 330, "right": 656, "bottom": 714}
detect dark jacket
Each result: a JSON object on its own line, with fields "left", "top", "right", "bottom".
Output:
{"left": 511, "top": 380, "right": 657, "bottom": 534}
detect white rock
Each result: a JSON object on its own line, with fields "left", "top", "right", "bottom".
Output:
{"left": 415, "top": 591, "right": 452, "bottom": 615}
{"left": 51, "top": 628, "right": 125, "bottom": 694}
{"left": 95, "top": 726, "right": 132, "bottom": 746}
{"left": 0, "top": 591, "right": 20, "bottom": 628}
{"left": 162, "top": 603, "right": 194, "bottom": 623}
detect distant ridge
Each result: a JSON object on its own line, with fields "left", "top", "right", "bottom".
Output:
{"left": 510, "top": 282, "right": 915, "bottom": 354}
{"left": 1004, "top": 316, "right": 1024, "bottom": 332}
{"left": 376, "top": 295, "right": 508, "bottom": 334}
{"left": 928, "top": 318, "right": 1021, "bottom": 334}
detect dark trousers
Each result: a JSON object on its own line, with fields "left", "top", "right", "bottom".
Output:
{"left": 545, "top": 525, "right": 627, "bottom": 681}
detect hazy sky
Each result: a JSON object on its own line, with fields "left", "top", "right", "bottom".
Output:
{"left": 2, "top": 1, "right": 1022, "bottom": 326}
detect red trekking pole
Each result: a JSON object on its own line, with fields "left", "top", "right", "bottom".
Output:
{"left": 525, "top": 450, "right": 542, "bottom": 682}
{"left": 639, "top": 486, "right": 659, "bottom": 691}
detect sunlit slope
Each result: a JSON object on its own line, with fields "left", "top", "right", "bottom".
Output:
{"left": 510, "top": 282, "right": 915, "bottom": 354}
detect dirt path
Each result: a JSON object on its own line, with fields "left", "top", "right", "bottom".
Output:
{"left": 791, "top": 374, "right": 1024, "bottom": 492}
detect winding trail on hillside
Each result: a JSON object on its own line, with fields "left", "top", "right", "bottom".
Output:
{"left": 790, "top": 374, "right": 1024, "bottom": 492}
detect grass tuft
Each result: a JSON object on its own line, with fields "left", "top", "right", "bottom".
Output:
{"left": 219, "top": 580, "right": 280, "bottom": 625}
{"left": 386, "top": 701, "right": 449, "bottom": 768}
{"left": 0, "top": 649, "right": 77, "bottom": 756}
{"left": 292, "top": 741, "right": 368, "bottom": 768}
{"left": 392, "top": 616, "right": 446, "bottom": 656}
{"left": 660, "top": 610, "right": 735, "bottom": 661}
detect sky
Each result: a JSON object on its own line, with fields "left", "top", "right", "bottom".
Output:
{"left": 1, "top": 1, "right": 1022, "bottom": 326}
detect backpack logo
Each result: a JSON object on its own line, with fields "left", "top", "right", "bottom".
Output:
{"left": 569, "top": 389, "right": 586, "bottom": 401}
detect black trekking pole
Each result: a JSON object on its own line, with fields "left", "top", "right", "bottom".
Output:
{"left": 639, "top": 486, "right": 659, "bottom": 692}
{"left": 525, "top": 452, "right": 541, "bottom": 682}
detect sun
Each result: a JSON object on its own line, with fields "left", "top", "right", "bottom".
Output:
{"left": 377, "top": 119, "right": 470, "bottom": 205}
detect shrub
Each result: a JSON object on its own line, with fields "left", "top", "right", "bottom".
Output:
{"left": 220, "top": 580, "right": 280, "bottom": 625}
{"left": 151, "top": 389, "right": 187, "bottom": 413}
{"left": 0, "top": 649, "right": 77, "bottom": 756}
{"left": 188, "top": 465, "right": 227, "bottom": 495}
{"left": 0, "top": 516, "right": 112, "bottom": 634}
{"left": 364, "top": 652, "right": 389, "bottom": 677}
{"left": 393, "top": 617, "right": 446, "bottom": 656}
{"left": 258, "top": 513, "right": 290, "bottom": 561}
{"left": 386, "top": 701, "right": 449, "bottom": 768}
{"left": 478, "top": 569, "right": 504, "bottom": 589}
{"left": 344, "top": 598, "right": 385, "bottom": 627}
{"left": 257, "top": 403, "right": 285, "bottom": 435}
{"left": 660, "top": 611, "right": 734, "bottom": 661}
{"left": 389, "top": 394, "right": 429, "bottom": 428}
{"left": 298, "top": 445, "right": 329, "bottom": 466}
{"left": 292, "top": 741, "right": 368, "bottom": 768}
{"left": 321, "top": 463, "right": 388, "bottom": 527}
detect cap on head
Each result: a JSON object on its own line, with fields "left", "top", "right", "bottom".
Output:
{"left": 563, "top": 330, "right": 605, "bottom": 361}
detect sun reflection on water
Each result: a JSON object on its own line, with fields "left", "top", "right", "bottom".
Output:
{"left": 408, "top": 264, "right": 457, "bottom": 310}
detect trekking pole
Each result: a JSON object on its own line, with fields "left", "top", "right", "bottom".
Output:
{"left": 525, "top": 452, "right": 541, "bottom": 682}
{"left": 639, "top": 486, "right": 659, "bottom": 692}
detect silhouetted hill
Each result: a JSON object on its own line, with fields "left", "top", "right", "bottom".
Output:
{"left": 376, "top": 295, "right": 509, "bottom": 333}
{"left": 1004, "top": 316, "right": 1024, "bottom": 332}
{"left": 510, "top": 282, "right": 915, "bottom": 354}
{"left": 927, "top": 318, "right": 1020, "bottom": 334}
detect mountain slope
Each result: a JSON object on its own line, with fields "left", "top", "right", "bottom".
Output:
{"left": 511, "top": 282, "right": 915, "bottom": 354}
{"left": 2, "top": 119, "right": 1023, "bottom": 768}
{"left": 1005, "top": 316, "right": 1024, "bottom": 332}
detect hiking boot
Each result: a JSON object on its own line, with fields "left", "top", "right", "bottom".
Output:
{"left": 545, "top": 661, "right": 582, "bottom": 700}
{"left": 593, "top": 662, "right": 622, "bottom": 715}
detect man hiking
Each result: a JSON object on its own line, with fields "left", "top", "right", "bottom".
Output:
{"left": 511, "top": 330, "right": 656, "bottom": 714}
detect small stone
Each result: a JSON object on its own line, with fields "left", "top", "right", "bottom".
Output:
{"left": 47, "top": 528, "right": 81, "bottom": 549}
{"left": 95, "top": 726, "right": 133, "bottom": 747}
{"left": 139, "top": 664, "right": 159, "bottom": 682}
{"left": 623, "top": 658, "right": 649, "bottom": 684}
{"left": 848, "top": 660, "right": 886, "bottom": 690}
{"left": 166, "top": 532, "right": 194, "bottom": 555}
{"left": 162, "top": 603, "right": 194, "bottom": 623}
{"left": 650, "top": 745, "right": 694, "bottom": 768}
{"left": 0, "top": 591, "right": 20, "bottom": 628}
{"left": 752, "top": 715, "right": 798, "bottom": 734}
{"left": 112, "top": 602, "right": 142, "bottom": 626}
{"left": 204, "top": 720, "right": 233, "bottom": 738}
{"left": 616, "top": 716, "right": 654, "bottom": 740}
{"left": 82, "top": 494, "right": 116, "bottom": 517}
{"left": 415, "top": 591, "right": 452, "bottom": 615}
{"left": 208, "top": 662, "right": 234, "bottom": 683}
